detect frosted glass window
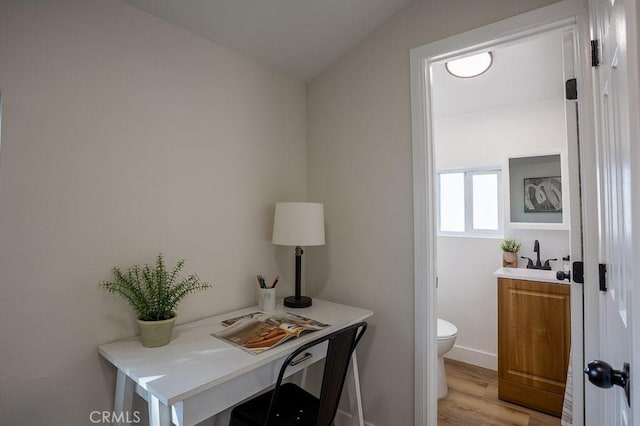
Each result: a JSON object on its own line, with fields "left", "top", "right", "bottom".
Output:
{"left": 439, "top": 173, "right": 465, "bottom": 232}
{"left": 437, "top": 169, "right": 502, "bottom": 236}
{"left": 472, "top": 173, "right": 499, "bottom": 230}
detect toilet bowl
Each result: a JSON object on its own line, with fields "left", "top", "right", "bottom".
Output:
{"left": 437, "top": 318, "right": 458, "bottom": 399}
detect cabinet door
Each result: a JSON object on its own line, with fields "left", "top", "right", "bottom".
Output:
{"left": 498, "top": 278, "right": 570, "bottom": 415}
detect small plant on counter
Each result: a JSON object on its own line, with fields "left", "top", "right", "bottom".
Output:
{"left": 100, "top": 253, "right": 211, "bottom": 347}
{"left": 500, "top": 238, "right": 522, "bottom": 253}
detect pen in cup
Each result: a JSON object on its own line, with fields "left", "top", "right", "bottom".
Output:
{"left": 256, "top": 274, "right": 279, "bottom": 289}
{"left": 256, "top": 275, "right": 266, "bottom": 288}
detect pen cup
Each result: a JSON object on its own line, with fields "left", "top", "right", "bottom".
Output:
{"left": 258, "top": 287, "right": 277, "bottom": 312}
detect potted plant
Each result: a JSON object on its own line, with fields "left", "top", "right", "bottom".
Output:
{"left": 100, "top": 253, "right": 211, "bottom": 347}
{"left": 500, "top": 238, "right": 522, "bottom": 266}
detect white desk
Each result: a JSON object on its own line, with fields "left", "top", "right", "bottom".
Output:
{"left": 98, "top": 299, "right": 373, "bottom": 426}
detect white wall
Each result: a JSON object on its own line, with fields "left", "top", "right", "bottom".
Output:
{"left": 435, "top": 98, "right": 570, "bottom": 369}
{"left": 434, "top": 99, "right": 567, "bottom": 169}
{"left": 0, "top": 1, "right": 306, "bottom": 425}
{"left": 306, "top": 0, "right": 562, "bottom": 424}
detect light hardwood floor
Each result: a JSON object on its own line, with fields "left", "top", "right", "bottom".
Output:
{"left": 438, "top": 359, "right": 562, "bottom": 426}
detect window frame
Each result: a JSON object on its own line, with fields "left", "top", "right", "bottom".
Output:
{"left": 436, "top": 167, "right": 503, "bottom": 237}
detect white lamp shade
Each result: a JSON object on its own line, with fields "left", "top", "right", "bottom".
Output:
{"left": 272, "top": 202, "right": 325, "bottom": 246}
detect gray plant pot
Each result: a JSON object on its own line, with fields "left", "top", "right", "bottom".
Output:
{"left": 136, "top": 315, "right": 177, "bottom": 348}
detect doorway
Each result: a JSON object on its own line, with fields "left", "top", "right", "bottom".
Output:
{"left": 410, "top": 1, "right": 592, "bottom": 425}
{"left": 433, "top": 27, "right": 571, "bottom": 366}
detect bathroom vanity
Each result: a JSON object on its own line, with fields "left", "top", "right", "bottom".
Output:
{"left": 494, "top": 267, "right": 570, "bottom": 417}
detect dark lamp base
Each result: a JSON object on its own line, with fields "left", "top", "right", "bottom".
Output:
{"left": 283, "top": 295, "right": 312, "bottom": 308}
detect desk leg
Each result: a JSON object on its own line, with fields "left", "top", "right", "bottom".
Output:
{"left": 148, "top": 394, "right": 171, "bottom": 426}
{"left": 114, "top": 370, "right": 134, "bottom": 426}
{"left": 346, "top": 351, "right": 364, "bottom": 426}
{"left": 300, "top": 366, "right": 309, "bottom": 389}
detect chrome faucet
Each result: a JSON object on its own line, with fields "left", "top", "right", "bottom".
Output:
{"left": 521, "top": 239, "right": 557, "bottom": 270}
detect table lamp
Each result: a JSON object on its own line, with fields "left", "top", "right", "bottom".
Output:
{"left": 272, "top": 202, "right": 325, "bottom": 308}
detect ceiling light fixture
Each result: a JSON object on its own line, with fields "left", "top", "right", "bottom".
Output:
{"left": 445, "top": 52, "right": 493, "bottom": 78}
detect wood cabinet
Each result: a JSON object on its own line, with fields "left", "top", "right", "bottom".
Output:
{"left": 498, "top": 277, "right": 570, "bottom": 417}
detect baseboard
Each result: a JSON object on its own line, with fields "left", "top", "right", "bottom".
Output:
{"left": 334, "top": 409, "right": 376, "bottom": 426}
{"left": 446, "top": 344, "right": 497, "bottom": 371}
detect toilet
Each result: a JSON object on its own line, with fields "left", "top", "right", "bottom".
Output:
{"left": 437, "top": 318, "right": 458, "bottom": 399}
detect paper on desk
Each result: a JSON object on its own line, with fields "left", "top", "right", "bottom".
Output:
{"left": 213, "top": 312, "right": 329, "bottom": 354}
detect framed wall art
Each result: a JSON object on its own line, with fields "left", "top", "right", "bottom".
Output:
{"left": 523, "top": 176, "right": 562, "bottom": 212}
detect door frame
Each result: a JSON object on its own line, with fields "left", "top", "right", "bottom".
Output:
{"left": 409, "top": 1, "right": 598, "bottom": 424}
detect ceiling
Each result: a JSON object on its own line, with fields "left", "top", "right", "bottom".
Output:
{"left": 431, "top": 30, "right": 566, "bottom": 117}
{"left": 122, "top": 0, "right": 413, "bottom": 81}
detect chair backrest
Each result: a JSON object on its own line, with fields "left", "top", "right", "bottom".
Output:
{"left": 266, "top": 321, "right": 368, "bottom": 426}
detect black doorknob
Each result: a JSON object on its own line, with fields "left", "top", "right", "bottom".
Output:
{"left": 584, "top": 360, "right": 631, "bottom": 406}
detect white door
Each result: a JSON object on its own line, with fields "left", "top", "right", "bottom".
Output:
{"left": 587, "top": 0, "right": 635, "bottom": 423}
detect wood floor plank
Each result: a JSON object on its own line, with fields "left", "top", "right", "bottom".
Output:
{"left": 439, "top": 359, "right": 562, "bottom": 426}
{"left": 447, "top": 374, "right": 488, "bottom": 398}
{"left": 441, "top": 389, "right": 530, "bottom": 425}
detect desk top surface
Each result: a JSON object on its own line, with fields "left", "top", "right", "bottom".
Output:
{"left": 98, "top": 299, "right": 373, "bottom": 405}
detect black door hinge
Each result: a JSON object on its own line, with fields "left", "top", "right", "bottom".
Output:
{"left": 573, "top": 261, "right": 584, "bottom": 284}
{"left": 572, "top": 261, "right": 607, "bottom": 290}
{"left": 591, "top": 40, "right": 600, "bottom": 67}
{"left": 566, "top": 78, "right": 578, "bottom": 100}
{"left": 599, "top": 263, "right": 607, "bottom": 292}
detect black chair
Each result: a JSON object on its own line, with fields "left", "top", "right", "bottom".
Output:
{"left": 229, "top": 321, "right": 368, "bottom": 426}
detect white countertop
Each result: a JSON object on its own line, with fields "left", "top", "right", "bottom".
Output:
{"left": 494, "top": 267, "right": 570, "bottom": 285}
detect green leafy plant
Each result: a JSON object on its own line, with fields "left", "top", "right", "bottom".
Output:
{"left": 100, "top": 254, "right": 211, "bottom": 321}
{"left": 500, "top": 238, "right": 522, "bottom": 253}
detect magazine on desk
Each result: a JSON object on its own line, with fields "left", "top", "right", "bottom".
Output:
{"left": 214, "top": 312, "right": 330, "bottom": 354}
